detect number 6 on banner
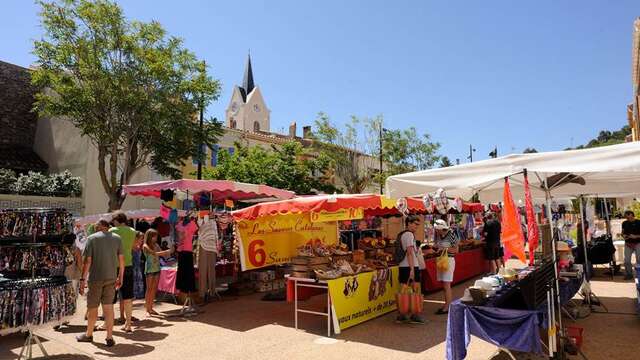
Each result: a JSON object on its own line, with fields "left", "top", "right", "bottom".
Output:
{"left": 248, "top": 239, "right": 266, "bottom": 267}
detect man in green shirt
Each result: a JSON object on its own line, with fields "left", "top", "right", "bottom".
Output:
{"left": 110, "top": 211, "right": 137, "bottom": 333}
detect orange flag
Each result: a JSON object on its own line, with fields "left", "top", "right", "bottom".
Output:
{"left": 524, "top": 172, "right": 539, "bottom": 266}
{"left": 501, "top": 178, "right": 526, "bottom": 263}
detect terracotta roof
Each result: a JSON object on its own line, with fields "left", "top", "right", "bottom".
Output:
{"left": 0, "top": 145, "right": 48, "bottom": 172}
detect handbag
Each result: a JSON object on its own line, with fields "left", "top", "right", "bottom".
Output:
{"left": 437, "top": 250, "right": 449, "bottom": 272}
{"left": 396, "top": 283, "right": 412, "bottom": 315}
{"left": 409, "top": 282, "right": 424, "bottom": 314}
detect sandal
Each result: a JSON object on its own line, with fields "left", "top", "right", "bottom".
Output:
{"left": 76, "top": 334, "right": 93, "bottom": 343}
{"left": 435, "top": 308, "right": 449, "bottom": 315}
{"left": 121, "top": 327, "right": 133, "bottom": 333}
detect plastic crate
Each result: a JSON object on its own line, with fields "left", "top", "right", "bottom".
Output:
{"left": 566, "top": 325, "right": 584, "bottom": 350}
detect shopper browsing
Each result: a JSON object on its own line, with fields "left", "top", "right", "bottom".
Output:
{"left": 109, "top": 211, "right": 137, "bottom": 333}
{"left": 396, "top": 215, "right": 425, "bottom": 324}
{"left": 142, "top": 229, "right": 172, "bottom": 316}
{"left": 622, "top": 210, "right": 640, "bottom": 280}
{"left": 434, "top": 219, "right": 459, "bottom": 315}
{"left": 76, "top": 219, "right": 124, "bottom": 347}
{"left": 482, "top": 213, "right": 502, "bottom": 274}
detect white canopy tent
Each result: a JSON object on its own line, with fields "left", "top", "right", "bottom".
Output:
{"left": 386, "top": 142, "right": 640, "bottom": 203}
{"left": 386, "top": 141, "right": 640, "bottom": 355}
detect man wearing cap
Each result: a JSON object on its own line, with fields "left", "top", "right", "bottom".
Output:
{"left": 434, "top": 219, "right": 459, "bottom": 315}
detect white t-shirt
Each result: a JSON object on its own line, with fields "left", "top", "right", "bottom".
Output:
{"left": 399, "top": 231, "right": 420, "bottom": 268}
{"left": 198, "top": 218, "right": 219, "bottom": 253}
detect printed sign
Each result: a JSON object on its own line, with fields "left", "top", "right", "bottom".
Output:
{"left": 310, "top": 208, "right": 364, "bottom": 223}
{"left": 327, "top": 266, "right": 399, "bottom": 331}
{"left": 236, "top": 213, "right": 338, "bottom": 271}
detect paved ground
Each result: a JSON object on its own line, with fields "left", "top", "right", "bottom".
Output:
{"left": 1, "top": 271, "right": 639, "bottom": 360}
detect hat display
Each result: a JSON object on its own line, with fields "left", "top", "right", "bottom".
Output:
{"left": 434, "top": 219, "right": 450, "bottom": 230}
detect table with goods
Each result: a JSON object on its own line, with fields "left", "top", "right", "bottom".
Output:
{"left": 446, "top": 261, "right": 585, "bottom": 360}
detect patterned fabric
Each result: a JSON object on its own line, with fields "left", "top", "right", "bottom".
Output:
{"left": 132, "top": 250, "right": 145, "bottom": 299}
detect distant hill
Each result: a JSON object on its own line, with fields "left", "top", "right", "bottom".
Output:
{"left": 565, "top": 125, "right": 631, "bottom": 150}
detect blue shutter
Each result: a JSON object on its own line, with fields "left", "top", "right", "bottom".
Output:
{"left": 228, "top": 147, "right": 235, "bottom": 156}
{"left": 194, "top": 144, "right": 207, "bottom": 165}
{"left": 211, "top": 145, "right": 219, "bottom": 166}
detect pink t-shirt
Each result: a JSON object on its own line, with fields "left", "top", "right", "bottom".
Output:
{"left": 176, "top": 220, "right": 198, "bottom": 252}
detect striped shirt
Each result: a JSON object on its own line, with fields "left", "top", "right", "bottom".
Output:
{"left": 436, "top": 230, "right": 459, "bottom": 257}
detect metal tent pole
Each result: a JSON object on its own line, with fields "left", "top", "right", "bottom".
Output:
{"left": 578, "top": 196, "right": 592, "bottom": 307}
{"left": 544, "top": 184, "right": 563, "bottom": 358}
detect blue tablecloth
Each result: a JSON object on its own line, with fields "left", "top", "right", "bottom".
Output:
{"left": 446, "top": 276, "right": 583, "bottom": 360}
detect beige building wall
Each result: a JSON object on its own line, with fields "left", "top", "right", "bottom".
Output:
{"left": 34, "top": 116, "right": 162, "bottom": 216}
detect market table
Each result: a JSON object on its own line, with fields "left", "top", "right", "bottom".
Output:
{"left": 445, "top": 275, "right": 583, "bottom": 360}
{"left": 423, "top": 247, "right": 487, "bottom": 292}
{"left": 288, "top": 266, "right": 400, "bottom": 336}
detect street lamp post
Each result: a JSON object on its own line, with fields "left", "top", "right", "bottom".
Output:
{"left": 468, "top": 144, "right": 476, "bottom": 162}
{"left": 379, "top": 123, "right": 385, "bottom": 195}
{"left": 197, "top": 61, "right": 205, "bottom": 180}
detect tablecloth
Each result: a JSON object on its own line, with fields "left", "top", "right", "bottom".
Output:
{"left": 423, "top": 247, "right": 487, "bottom": 292}
{"left": 446, "top": 275, "right": 583, "bottom": 360}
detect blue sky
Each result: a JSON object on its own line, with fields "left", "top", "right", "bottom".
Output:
{"left": 2, "top": 1, "right": 638, "bottom": 163}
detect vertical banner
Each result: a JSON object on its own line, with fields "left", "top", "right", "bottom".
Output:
{"left": 327, "top": 267, "right": 400, "bottom": 331}
{"left": 524, "top": 172, "right": 540, "bottom": 265}
{"left": 236, "top": 213, "right": 338, "bottom": 271}
{"left": 501, "top": 178, "right": 526, "bottom": 263}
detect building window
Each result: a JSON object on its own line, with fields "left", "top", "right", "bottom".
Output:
{"left": 193, "top": 144, "right": 207, "bottom": 165}
{"left": 230, "top": 118, "right": 237, "bottom": 129}
{"left": 254, "top": 121, "right": 260, "bottom": 132}
{"left": 210, "top": 145, "right": 219, "bottom": 167}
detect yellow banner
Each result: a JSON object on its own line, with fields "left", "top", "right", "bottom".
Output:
{"left": 237, "top": 213, "right": 338, "bottom": 271}
{"left": 327, "top": 266, "right": 399, "bottom": 331}
{"left": 310, "top": 208, "right": 364, "bottom": 223}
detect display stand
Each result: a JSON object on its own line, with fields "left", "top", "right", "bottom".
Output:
{"left": 289, "top": 276, "right": 333, "bottom": 337}
{"left": 0, "top": 208, "right": 76, "bottom": 360}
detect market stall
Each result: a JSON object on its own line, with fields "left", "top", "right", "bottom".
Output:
{"left": 386, "top": 142, "right": 640, "bottom": 359}
{"left": 0, "top": 208, "right": 78, "bottom": 358}
{"left": 231, "top": 194, "right": 486, "bottom": 335}
{"left": 122, "top": 180, "right": 296, "bottom": 305}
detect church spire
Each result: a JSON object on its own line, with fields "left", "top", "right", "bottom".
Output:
{"left": 242, "top": 53, "right": 255, "bottom": 97}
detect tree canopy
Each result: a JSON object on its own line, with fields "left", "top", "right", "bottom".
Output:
{"left": 523, "top": 147, "right": 538, "bottom": 153}
{"left": 566, "top": 125, "right": 631, "bottom": 150}
{"left": 439, "top": 156, "right": 453, "bottom": 167}
{"left": 311, "top": 112, "right": 440, "bottom": 193}
{"left": 32, "top": 0, "right": 222, "bottom": 210}
{"left": 201, "top": 141, "right": 338, "bottom": 195}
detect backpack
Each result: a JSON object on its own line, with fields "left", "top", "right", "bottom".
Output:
{"left": 394, "top": 230, "right": 412, "bottom": 264}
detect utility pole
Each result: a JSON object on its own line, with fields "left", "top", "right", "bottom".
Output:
{"left": 379, "top": 122, "right": 384, "bottom": 195}
{"left": 468, "top": 145, "right": 476, "bottom": 162}
{"left": 197, "top": 61, "right": 205, "bottom": 180}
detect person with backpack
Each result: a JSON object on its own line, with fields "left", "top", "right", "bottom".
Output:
{"left": 395, "top": 215, "right": 426, "bottom": 324}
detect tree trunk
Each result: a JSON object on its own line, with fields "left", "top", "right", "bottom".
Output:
{"left": 108, "top": 191, "right": 125, "bottom": 212}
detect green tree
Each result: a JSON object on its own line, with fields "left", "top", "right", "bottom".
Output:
{"left": 32, "top": 0, "right": 222, "bottom": 210}
{"left": 439, "top": 156, "right": 453, "bottom": 167}
{"left": 202, "top": 141, "right": 337, "bottom": 195}
{"left": 566, "top": 125, "right": 631, "bottom": 150}
{"left": 312, "top": 113, "right": 375, "bottom": 194}
{"left": 523, "top": 147, "right": 538, "bottom": 153}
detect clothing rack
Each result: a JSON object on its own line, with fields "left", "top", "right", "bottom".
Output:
{"left": 0, "top": 207, "right": 77, "bottom": 359}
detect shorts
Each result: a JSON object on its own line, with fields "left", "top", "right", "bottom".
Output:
{"left": 398, "top": 267, "right": 421, "bottom": 284}
{"left": 437, "top": 257, "right": 456, "bottom": 283}
{"left": 145, "top": 271, "right": 160, "bottom": 277}
{"left": 118, "top": 266, "right": 134, "bottom": 300}
{"left": 87, "top": 280, "right": 116, "bottom": 308}
{"left": 484, "top": 245, "right": 501, "bottom": 260}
